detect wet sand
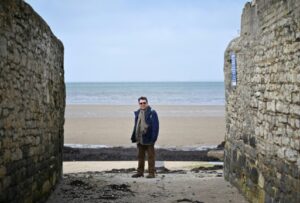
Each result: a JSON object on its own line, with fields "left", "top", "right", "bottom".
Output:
{"left": 64, "top": 105, "right": 225, "bottom": 147}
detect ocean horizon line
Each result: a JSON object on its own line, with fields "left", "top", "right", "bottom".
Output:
{"left": 66, "top": 81, "right": 225, "bottom": 84}
{"left": 65, "top": 103, "right": 225, "bottom": 106}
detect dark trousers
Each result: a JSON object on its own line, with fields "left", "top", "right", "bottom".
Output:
{"left": 137, "top": 143, "right": 155, "bottom": 175}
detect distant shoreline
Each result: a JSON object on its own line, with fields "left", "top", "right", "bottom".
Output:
{"left": 65, "top": 81, "right": 225, "bottom": 83}
{"left": 65, "top": 104, "right": 225, "bottom": 105}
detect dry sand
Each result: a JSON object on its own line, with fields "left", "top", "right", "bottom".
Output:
{"left": 63, "top": 161, "right": 223, "bottom": 173}
{"left": 64, "top": 105, "right": 225, "bottom": 147}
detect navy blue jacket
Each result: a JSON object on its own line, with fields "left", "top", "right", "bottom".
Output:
{"left": 131, "top": 106, "right": 159, "bottom": 145}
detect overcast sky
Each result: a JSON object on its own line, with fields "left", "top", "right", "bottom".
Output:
{"left": 25, "top": 0, "right": 248, "bottom": 82}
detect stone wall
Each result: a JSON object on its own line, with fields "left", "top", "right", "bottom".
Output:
{"left": 0, "top": 0, "right": 65, "bottom": 202}
{"left": 224, "top": 0, "right": 300, "bottom": 202}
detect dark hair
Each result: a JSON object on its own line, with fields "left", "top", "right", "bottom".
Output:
{"left": 138, "top": 96, "right": 148, "bottom": 103}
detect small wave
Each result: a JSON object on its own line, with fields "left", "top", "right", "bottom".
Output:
{"left": 64, "top": 144, "right": 218, "bottom": 151}
{"left": 64, "top": 144, "right": 112, "bottom": 149}
{"left": 155, "top": 145, "right": 218, "bottom": 151}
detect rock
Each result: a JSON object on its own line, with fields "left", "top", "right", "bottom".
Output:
{"left": 207, "top": 150, "right": 224, "bottom": 161}
{"left": 217, "top": 141, "right": 226, "bottom": 149}
{"left": 191, "top": 165, "right": 223, "bottom": 173}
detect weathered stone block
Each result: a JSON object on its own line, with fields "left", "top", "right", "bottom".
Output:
{"left": 2, "top": 176, "right": 11, "bottom": 189}
{"left": 42, "top": 180, "right": 51, "bottom": 194}
{"left": 286, "top": 125, "right": 295, "bottom": 137}
{"left": 11, "top": 148, "right": 23, "bottom": 161}
{"left": 276, "top": 101, "right": 289, "bottom": 114}
{"left": 277, "top": 115, "right": 288, "bottom": 124}
{"left": 266, "top": 100, "right": 276, "bottom": 112}
{"left": 290, "top": 104, "right": 300, "bottom": 117}
{"left": 291, "top": 138, "right": 300, "bottom": 150}
{"left": 0, "top": 38, "right": 8, "bottom": 58}
{"left": 288, "top": 117, "right": 300, "bottom": 129}
{"left": 3, "top": 150, "right": 11, "bottom": 162}
{"left": 281, "top": 137, "right": 290, "bottom": 146}
{"left": 0, "top": 166, "right": 6, "bottom": 178}
{"left": 258, "top": 172, "right": 265, "bottom": 188}
{"left": 297, "top": 158, "right": 300, "bottom": 168}
{"left": 277, "top": 147, "right": 285, "bottom": 159}
{"left": 284, "top": 148, "right": 298, "bottom": 162}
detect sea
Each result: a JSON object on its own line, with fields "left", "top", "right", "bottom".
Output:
{"left": 66, "top": 82, "right": 225, "bottom": 105}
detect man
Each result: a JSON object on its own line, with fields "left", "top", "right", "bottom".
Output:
{"left": 131, "top": 96, "right": 159, "bottom": 178}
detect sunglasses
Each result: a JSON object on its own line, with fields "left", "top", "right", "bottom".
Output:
{"left": 139, "top": 102, "right": 147, "bottom": 105}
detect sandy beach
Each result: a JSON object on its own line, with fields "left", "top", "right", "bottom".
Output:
{"left": 64, "top": 105, "right": 225, "bottom": 147}
{"left": 46, "top": 161, "right": 248, "bottom": 203}
{"left": 58, "top": 104, "right": 239, "bottom": 203}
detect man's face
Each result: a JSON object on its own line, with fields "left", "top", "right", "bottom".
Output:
{"left": 139, "top": 99, "right": 148, "bottom": 110}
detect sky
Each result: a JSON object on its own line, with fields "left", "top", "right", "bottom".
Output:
{"left": 25, "top": 0, "right": 248, "bottom": 82}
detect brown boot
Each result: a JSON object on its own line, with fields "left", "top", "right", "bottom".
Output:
{"left": 132, "top": 173, "right": 144, "bottom": 178}
{"left": 146, "top": 173, "right": 155, "bottom": 178}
